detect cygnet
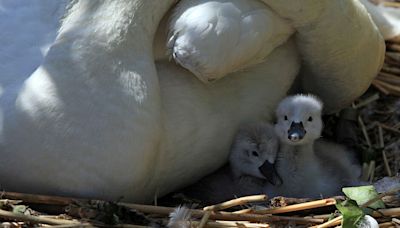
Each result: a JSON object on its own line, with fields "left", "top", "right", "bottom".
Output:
{"left": 181, "top": 123, "right": 280, "bottom": 204}
{"left": 266, "top": 94, "right": 361, "bottom": 198}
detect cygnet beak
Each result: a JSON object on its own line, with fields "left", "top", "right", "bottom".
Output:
{"left": 259, "top": 161, "right": 282, "bottom": 186}
{"left": 287, "top": 121, "right": 306, "bottom": 142}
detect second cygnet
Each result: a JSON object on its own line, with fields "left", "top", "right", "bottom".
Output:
{"left": 181, "top": 123, "right": 280, "bottom": 204}
{"left": 266, "top": 94, "right": 361, "bottom": 198}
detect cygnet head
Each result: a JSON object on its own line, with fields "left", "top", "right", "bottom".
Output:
{"left": 229, "top": 123, "right": 280, "bottom": 185}
{"left": 275, "top": 94, "right": 323, "bottom": 145}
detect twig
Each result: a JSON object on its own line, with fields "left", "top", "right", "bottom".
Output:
{"left": 383, "top": 1, "right": 400, "bottom": 8}
{"left": 0, "top": 191, "right": 75, "bottom": 206}
{"left": 373, "top": 79, "right": 400, "bottom": 96}
{"left": 354, "top": 93, "right": 380, "bottom": 109}
{"left": 368, "top": 160, "right": 376, "bottom": 182}
{"left": 379, "top": 123, "right": 400, "bottom": 134}
{"left": 362, "top": 162, "right": 370, "bottom": 181}
{"left": 171, "top": 219, "right": 270, "bottom": 228}
{"left": 378, "top": 221, "right": 394, "bottom": 228}
{"left": 372, "top": 80, "right": 390, "bottom": 95}
{"left": 386, "top": 43, "right": 400, "bottom": 52}
{"left": 393, "top": 218, "right": 400, "bottom": 225}
{"left": 0, "top": 209, "right": 81, "bottom": 225}
{"left": 254, "top": 199, "right": 336, "bottom": 214}
{"left": 304, "top": 214, "right": 332, "bottom": 221}
{"left": 388, "top": 35, "right": 400, "bottom": 43}
{"left": 382, "top": 150, "right": 392, "bottom": 177}
{"left": 358, "top": 116, "right": 372, "bottom": 147}
{"left": 310, "top": 215, "right": 342, "bottom": 228}
{"left": 387, "top": 52, "right": 400, "bottom": 62}
{"left": 232, "top": 208, "right": 253, "bottom": 214}
{"left": 45, "top": 224, "right": 94, "bottom": 228}
{"left": 378, "top": 72, "right": 400, "bottom": 83}
{"left": 378, "top": 125, "right": 385, "bottom": 148}
{"left": 372, "top": 207, "right": 400, "bottom": 217}
{"left": 198, "top": 211, "right": 211, "bottom": 228}
{"left": 203, "top": 195, "right": 267, "bottom": 211}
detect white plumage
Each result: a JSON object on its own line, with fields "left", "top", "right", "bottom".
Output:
{"left": 168, "top": 0, "right": 294, "bottom": 82}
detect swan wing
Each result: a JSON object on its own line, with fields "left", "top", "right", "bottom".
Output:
{"left": 168, "top": 0, "right": 294, "bottom": 83}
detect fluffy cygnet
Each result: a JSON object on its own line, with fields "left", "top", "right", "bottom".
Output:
{"left": 266, "top": 94, "right": 361, "bottom": 198}
{"left": 181, "top": 123, "right": 280, "bottom": 204}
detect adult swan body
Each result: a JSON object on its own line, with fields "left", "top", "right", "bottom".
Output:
{"left": 0, "top": 0, "right": 384, "bottom": 202}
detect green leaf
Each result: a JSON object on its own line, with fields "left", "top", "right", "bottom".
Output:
{"left": 336, "top": 200, "right": 365, "bottom": 228}
{"left": 342, "top": 185, "right": 385, "bottom": 209}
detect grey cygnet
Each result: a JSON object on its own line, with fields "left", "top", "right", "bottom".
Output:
{"left": 266, "top": 94, "right": 361, "bottom": 198}
{"left": 181, "top": 123, "right": 280, "bottom": 204}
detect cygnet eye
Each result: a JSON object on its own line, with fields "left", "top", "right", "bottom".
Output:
{"left": 308, "top": 116, "right": 313, "bottom": 122}
{"left": 284, "top": 115, "right": 288, "bottom": 121}
{"left": 252, "top": 151, "right": 259, "bottom": 157}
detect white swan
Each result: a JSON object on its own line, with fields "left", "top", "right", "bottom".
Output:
{"left": 0, "top": 0, "right": 383, "bottom": 202}
{"left": 181, "top": 123, "right": 279, "bottom": 203}
{"left": 267, "top": 94, "right": 361, "bottom": 198}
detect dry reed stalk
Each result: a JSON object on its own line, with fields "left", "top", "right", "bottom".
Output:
{"left": 254, "top": 199, "right": 336, "bottom": 215}
{"left": 0, "top": 192, "right": 75, "bottom": 206}
{"left": 385, "top": 59, "right": 400, "bottom": 69}
{"left": 359, "top": 116, "right": 372, "bottom": 147}
{"left": 387, "top": 52, "right": 400, "bottom": 62}
{"left": 380, "top": 70, "right": 400, "bottom": 79}
{"left": 232, "top": 208, "right": 252, "bottom": 214}
{"left": 203, "top": 195, "right": 267, "bottom": 211}
{"left": 374, "top": 80, "right": 400, "bottom": 94}
{"left": 304, "top": 214, "right": 332, "bottom": 221}
{"left": 354, "top": 93, "right": 380, "bottom": 109}
{"left": 379, "top": 221, "right": 394, "bottom": 228}
{"left": 387, "top": 43, "right": 400, "bottom": 52}
{"left": 373, "top": 80, "right": 400, "bottom": 96}
{"left": 389, "top": 35, "right": 400, "bottom": 43}
{"left": 372, "top": 80, "right": 391, "bottom": 95}
{"left": 380, "top": 123, "right": 400, "bottom": 134}
{"left": 362, "top": 162, "right": 370, "bottom": 181}
{"left": 179, "top": 219, "right": 270, "bottom": 228}
{"left": 377, "top": 75, "right": 400, "bottom": 86}
{"left": 198, "top": 211, "right": 211, "bottom": 228}
{"left": 372, "top": 207, "right": 400, "bottom": 217}
{"left": 0, "top": 209, "right": 82, "bottom": 226}
{"left": 382, "top": 67, "right": 400, "bottom": 76}
{"left": 382, "top": 150, "right": 393, "bottom": 176}
{"left": 378, "top": 125, "right": 385, "bottom": 148}
{"left": 46, "top": 225, "right": 96, "bottom": 228}
{"left": 368, "top": 160, "right": 376, "bottom": 182}
{"left": 310, "top": 216, "right": 342, "bottom": 228}
{"left": 383, "top": 1, "right": 400, "bottom": 8}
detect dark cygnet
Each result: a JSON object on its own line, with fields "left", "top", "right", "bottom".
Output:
{"left": 181, "top": 123, "right": 280, "bottom": 204}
